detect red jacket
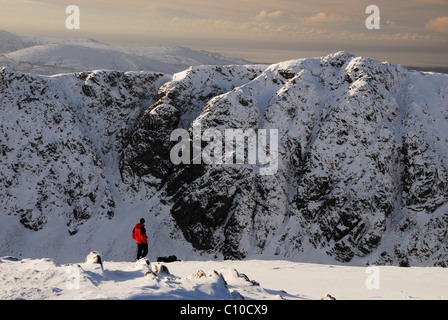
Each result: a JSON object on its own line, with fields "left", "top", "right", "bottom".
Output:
{"left": 132, "top": 223, "right": 148, "bottom": 244}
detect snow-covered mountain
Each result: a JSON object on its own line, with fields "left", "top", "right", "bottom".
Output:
{"left": 0, "top": 30, "right": 31, "bottom": 53}
{"left": 1, "top": 51, "right": 447, "bottom": 267}
{"left": 0, "top": 30, "right": 250, "bottom": 75}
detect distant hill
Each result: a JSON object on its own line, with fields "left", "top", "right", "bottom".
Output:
{"left": 0, "top": 30, "right": 251, "bottom": 75}
{"left": 405, "top": 66, "right": 448, "bottom": 74}
{"left": 0, "top": 30, "right": 31, "bottom": 53}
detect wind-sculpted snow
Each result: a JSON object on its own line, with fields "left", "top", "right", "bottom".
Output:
{"left": 0, "top": 256, "right": 285, "bottom": 300}
{"left": 1, "top": 52, "right": 447, "bottom": 266}
{"left": 1, "top": 256, "right": 447, "bottom": 300}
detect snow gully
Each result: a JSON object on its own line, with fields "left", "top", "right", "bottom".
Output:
{"left": 170, "top": 123, "right": 279, "bottom": 176}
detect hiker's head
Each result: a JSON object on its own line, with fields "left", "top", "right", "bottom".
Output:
{"left": 140, "top": 218, "right": 145, "bottom": 224}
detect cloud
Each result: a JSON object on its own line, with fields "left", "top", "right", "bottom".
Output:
{"left": 425, "top": 16, "right": 448, "bottom": 33}
{"left": 154, "top": 7, "right": 201, "bottom": 20}
{"left": 302, "top": 12, "right": 350, "bottom": 25}
{"left": 255, "top": 10, "right": 284, "bottom": 21}
{"left": 0, "top": 0, "right": 52, "bottom": 5}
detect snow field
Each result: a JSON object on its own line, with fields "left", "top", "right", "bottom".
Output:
{"left": 1, "top": 255, "right": 446, "bottom": 300}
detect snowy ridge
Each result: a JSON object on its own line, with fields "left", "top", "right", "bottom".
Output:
{"left": 0, "top": 30, "right": 250, "bottom": 75}
{"left": 0, "top": 30, "right": 30, "bottom": 54}
{"left": 1, "top": 51, "right": 448, "bottom": 267}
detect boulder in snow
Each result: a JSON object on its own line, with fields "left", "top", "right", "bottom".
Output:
{"left": 144, "top": 270, "right": 158, "bottom": 279}
{"left": 85, "top": 251, "right": 103, "bottom": 267}
{"left": 136, "top": 258, "right": 151, "bottom": 271}
{"left": 195, "top": 269, "right": 207, "bottom": 278}
{"left": 152, "top": 263, "right": 170, "bottom": 275}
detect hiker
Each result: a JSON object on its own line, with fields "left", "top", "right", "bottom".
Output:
{"left": 132, "top": 218, "right": 148, "bottom": 260}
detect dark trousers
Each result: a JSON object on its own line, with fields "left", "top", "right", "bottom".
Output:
{"left": 137, "top": 242, "right": 148, "bottom": 260}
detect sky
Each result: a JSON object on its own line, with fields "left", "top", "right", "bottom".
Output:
{"left": 0, "top": 0, "right": 447, "bottom": 66}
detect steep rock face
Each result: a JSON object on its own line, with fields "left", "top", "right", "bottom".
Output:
{"left": 120, "top": 64, "right": 276, "bottom": 258}
{"left": 0, "top": 68, "right": 168, "bottom": 234}
{"left": 119, "top": 65, "right": 265, "bottom": 197}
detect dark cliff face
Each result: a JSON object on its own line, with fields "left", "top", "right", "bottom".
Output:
{"left": 0, "top": 67, "right": 168, "bottom": 235}
{"left": 118, "top": 65, "right": 266, "bottom": 258}
{"left": 1, "top": 52, "right": 448, "bottom": 266}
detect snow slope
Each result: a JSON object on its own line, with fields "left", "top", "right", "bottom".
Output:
{"left": 0, "top": 255, "right": 446, "bottom": 300}
{"left": 0, "top": 30, "right": 250, "bottom": 75}
{"left": 1, "top": 44, "right": 181, "bottom": 75}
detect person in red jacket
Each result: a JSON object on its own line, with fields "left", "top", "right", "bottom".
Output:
{"left": 132, "top": 218, "right": 148, "bottom": 260}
